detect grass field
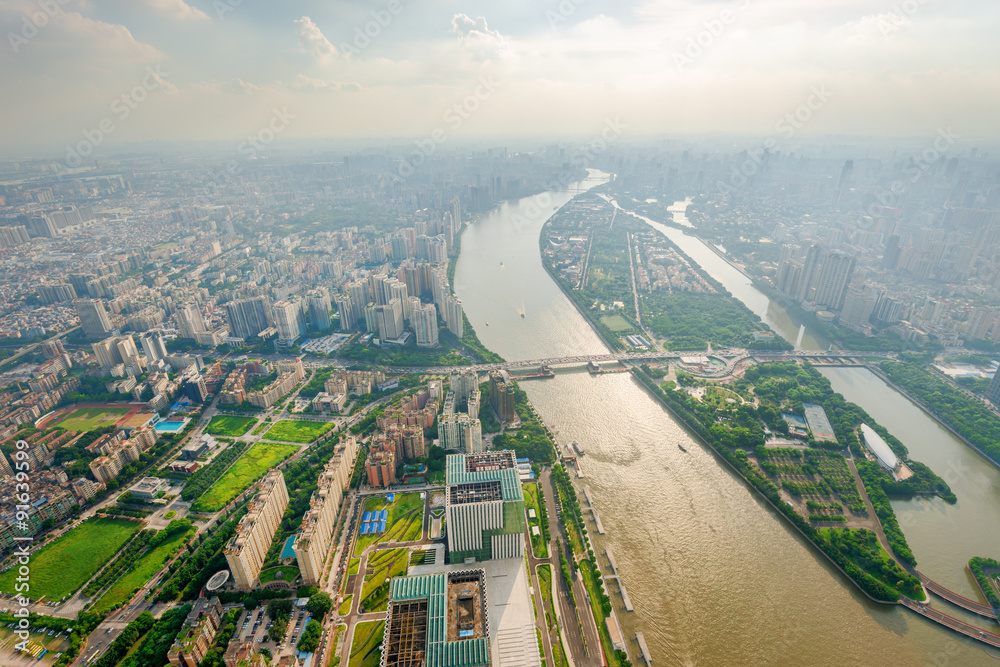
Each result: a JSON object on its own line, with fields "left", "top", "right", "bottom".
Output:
{"left": 262, "top": 420, "right": 334, "bottom": 444}
{"left": 190, "top": 441, "right": 299, "bottom": 512}
{"left": 0, "top": 517, "right": 140, "bottom": 601}
{"left": 522, "top": 483, "right": 549, "bottom": 559}
{"left": 205, "top": 415, "right": 257, "bottom": 437}
{"left": 348, "top": 621, "right": 384, "bottom": 667}
{"left": 339, "top": 594, "right": 353, "bottom": 615}
{"left": 252, "top": 422, "right": 270, "bottom": 435}
{"left": 54, "top": 406, "right": 131, "bottom": 431}
{"left": 260, "top": 566, "right": 299, "bottom": 584}
{"left": 93, "top": 526, "right": 196, "bottom": 613}
{"left": 360, "top": 549, "right": 408, "bottom": 613}
{"left": 599, "top": 314, "right": 634, "bottom": 333}
{"left": 354, "top": 493, "right": 424, "bottom": 556}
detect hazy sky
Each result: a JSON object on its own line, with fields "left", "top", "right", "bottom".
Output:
{"left": 1, "top": 0, "right": 998, "bottom": 155}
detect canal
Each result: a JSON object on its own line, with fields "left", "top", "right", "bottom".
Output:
{"left": 453, "top": 173, "right": 1000, "bottom": 666}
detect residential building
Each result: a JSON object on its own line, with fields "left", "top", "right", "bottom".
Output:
{"left": 225, "top": 296, "right": 274, "bottom": 340}
{"left": 74, "top": 298, "right": 114, "bottom": 339}
{"left": 488, "top": 371, "right": 516, "bottom": 424}
{"left": 413, "top": 302, "right": 439, "bottom": 347}
{"left": 167, "top": 598, "right": 225, "bottom": 667}
{"left": 224, "top": 471, "right": 289, "bottom": 590}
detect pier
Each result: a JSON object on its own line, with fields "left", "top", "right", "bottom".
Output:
{"left": 582, "top": 487, "right": 605, "bottom": 534}
{"left": 916, "top": 571, "right": 999, "bottom": 619}
{"left": 635, "top": 632, "right": 652, "bottom": 667}
{"left": 604, "top": 547, "right": 634, "bottom": 611}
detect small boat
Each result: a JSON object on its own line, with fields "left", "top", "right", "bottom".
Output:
{"left": 500, "top": 260, "right": 504, "bottom": 266}
{"left": 520, "top": 313, "right": 525, "bottom": 318}
{"left": 485, "top": 322, "right": 489, "bottom": 326}
{"left": 678, "top": 444, "right": 687, "bottom": 453}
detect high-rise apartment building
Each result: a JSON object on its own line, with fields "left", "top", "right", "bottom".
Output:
{"left": 224, "top": 471, "right": 289, "bottom": 590}
{"left": 272, "top": 300, "right": 303, "bottom": 343}
{"left": 376, "top": 299, "right": 405, "bottom": 341}
{"left": 74, "top": 298, "right": 114, "bottom": 338}
{"left": 225, "top": 296, "right": 274, "bottom": 340}
{"left": 439, "top": 413, "right": 483, "bottom": 453}
{"left": 295, "top": 436, "right": 358, "bottom": 584}
{"left": 488, "top": 370, "right": 516, "bottom": 424}
{"left": 140, "top": 333, "right": 168, "bottom": 362}
{"left": 175, "top": 304, "right": 207, "bottom": 339}
{"left": 443, "top": 295, "right": 464, "bottom": 338}
{"left": 445, "top": 451, "right": 525, "bottom": 563}
{"left": 308, "top": 289, "right": 332, "bottom": 331}
{"left": 449, "top": 371, "right": 479, "bottom": 404}
{"left": 813, "top": 253, "right": 856, "bottom": 311}
{"left": 413, "top": 302, "right": 439, "bottom": 347}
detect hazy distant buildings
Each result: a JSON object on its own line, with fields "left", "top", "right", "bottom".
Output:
{"left": 813, "top": 253, "right": 856, "bottom": 311}
{"left": 308, "top": 289, "right": 332, "bottom": 331}
{"left": 74, "top": 298, "right": 114, "bottom": 339}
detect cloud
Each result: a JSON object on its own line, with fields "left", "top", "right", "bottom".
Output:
{"left": 286, "top": 74, "right": 361, "bottom": 93}
{"left": 294, "top": 16, "right": 338, "bottom": 63}
{"left": 451, "top": 14, "right": 513, "bottom": 61}
{"left": 135, "top": 0, "right": 209, "bottom": 21}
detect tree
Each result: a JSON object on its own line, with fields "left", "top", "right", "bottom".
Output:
{"left": 306, "top": 591, "right": 333, "bottom": 620}
{"left": 297, "top": 619, "right": 322, "bottom": 653}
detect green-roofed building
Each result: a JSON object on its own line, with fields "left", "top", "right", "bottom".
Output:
{"left": 445, "top": 451, "right": 525, "bottom": 564}
{"left": 382, "top": 570, "right": 491, "bottom": 667}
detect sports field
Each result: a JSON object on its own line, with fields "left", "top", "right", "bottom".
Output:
{"left": 600, "top": 314, "right": 634, "bottom": 332}
{"left": 0, "top": 517, "right": 140, "bottom": 601}
{"left": 190, "top": 441, "right": 298, "bottom": 512}
{"left": 262, "top": 420, "right": 334, "bottom": 444}
{"left": 54, "top": 406, "right": 132, "bottom": 431}
{"left": 204, "top": 415, "right": 257, "bottom": 437}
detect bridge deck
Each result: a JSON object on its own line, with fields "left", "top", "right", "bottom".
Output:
{"left": 917, "top": 572, "right": 998, "bottom": 619}
{"left": 901, "top": 597, "right": 1000, "bottom": 648}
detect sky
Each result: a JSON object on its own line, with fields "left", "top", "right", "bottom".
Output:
{"left": 0, "top": 0, "right": 998, "bottom": 155}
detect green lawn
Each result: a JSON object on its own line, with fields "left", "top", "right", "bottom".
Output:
{"left": 360, "top": 549, "right": 408, "bottom": 613}
{"left": 205, "top": 415, "right": 257, "bottom": 437}
{"left": 599, "top": 314, "right": 634, "bottom": 333}
{"left": 190, "top": 441, "right": 299, "bottom": 512}
{"left": 522, "top": 483, "right": 549, "bottom": 559}
{"left": 347, "top": 558, "right": 360, "bottom": 576}
{"left": 93, "top": 526, "right": 196, "bottom": 613}
{"left": 252, "top": 422, "right": 270, "bottom": 435}
{"left": 260, "top": 566, "right": 299, "bottom": 584}
{"left": 338, "top": 594, "right": 353, "bottom": 615}
{"left": 0, "top": 518, "right": 140, "bottom": 601}
{"left": 262, "top": 420, "right": 335, "bottom": 444}
{"left": 55, "top": 406, "right": 131, "bottom": 431}
{"left": 354, "top": 493, "right": 424, "bottom": 556}
{"left": 348, "top": 621, "right": 385, "bottom": 667}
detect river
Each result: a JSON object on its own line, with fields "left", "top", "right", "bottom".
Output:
{"left": 454, "top": 173, "right": 1000, "bottom": 666}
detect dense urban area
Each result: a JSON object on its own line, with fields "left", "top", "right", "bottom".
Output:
{"left": 1, "top": 138, "right": 999, "bottom": 667}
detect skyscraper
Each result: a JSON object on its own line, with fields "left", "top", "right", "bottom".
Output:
{"left": 413, "top": 302, "right": 439, "bottom": 347}
{"left": 175, "top": 304, "right": 206, "bottom": 339}
{"left": 140, "top": 333, "right": 168, "bottom": 362}
{"left": 225, "top": 296, "right": 274, "bottom": 340}
{"left": 272, "top": 300, "right": 302, "bottom": 343}
{"left": 376, "top": 299, "right": 405, "bottom": 340}
{"left": 813, "top": 253, "right": 856, "bottom": 310}
{"left": 307, "top": 289, "right": 332, "bottom": 331}
{"left": 796, "top": 245, "right": 823, "bottom": 303}
{"left": 74, "top": 298, "right": 113, "bottom": 339}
